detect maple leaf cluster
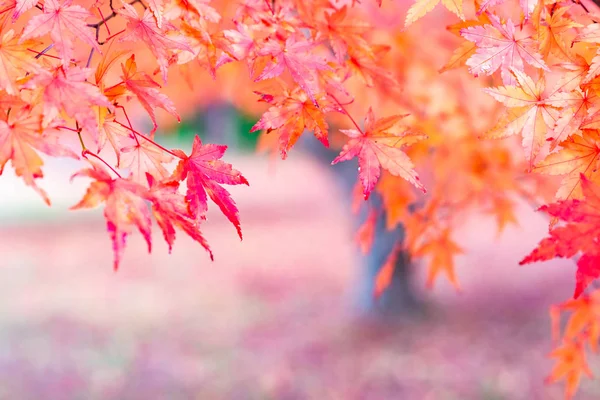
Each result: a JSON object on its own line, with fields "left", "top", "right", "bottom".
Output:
{"left": 3, "top": 0, "right": 600, "bottom": 395}
{"left": 427, "top": 0, "right": 600, "bottom": 395}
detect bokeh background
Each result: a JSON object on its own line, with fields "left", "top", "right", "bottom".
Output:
{"left": 1, "top": 111, "right": 599, "bottom": 399}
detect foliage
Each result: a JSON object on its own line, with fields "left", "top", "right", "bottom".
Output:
{"left": 1, "top": 0, "right": 600, "bottom": 396}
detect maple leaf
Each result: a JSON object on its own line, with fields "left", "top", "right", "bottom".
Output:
{"left": 120, "top": 138, "right": 173, "bottom": 184}
{"left": 0, "top": 28, "right": 40, "bottom": 95}
{"left": 145, "top": 173, "right": 213, "bottom": 259}
{"left": 177, "top": 19, "right": 218, "bottom": 78}
{"left": 356, "top": 208, "right": 377, "bottom": 254}
{"left": 532, "top": 4, "right": 582, "bottom": 60}
{"left": 439, "top": 17, "right": 491, "bottom": 73}
{"left": 94, "top": 41, "right": 131, "bottom": 88}
{"left": 574, "top": 22, "right": 600, "bottom": 44}
{"left": 346, "top": 44, "right": 399, "bottom": 88}
{"left": 546, "top": 340, "right": 593, "bottom": 399}
{"left": 548, "top": 88, "right": 595, "bottom": 150}
{"left": 166, "top": 0, "right": 221, "bottom": 22}
{"left": 250, "top": 89, "right": 330, "bottom": 159}
{"left": 405, "top": 0, "right": 464, "bottom": 28}
{"left": 0, "top": 105, "right": 78, "bottom": 204}
{"left": 23, "top": 65, "right": 112, "bottom": 137}
{"left": 373, "top": 244, "right": 402, "bottom": 299}
{"left": 414, "top": 229, "right": 464, "bottom": 289}
{"left": 533, "top": 130, "right": 600, "bottom": 201}
{"left": 583, "top": 50, "right": 600, "bottom": 84}
{"left": 376, "top": 173, "right": 416, "bottom": 230}
{"left": 483, "top": 68, "right": 569, "bottom": 167}
{"left": 118, "top": 0, "right": 193, "bottom": 82}
{"left": 97, "top": 112, "right": 131, "bottom": 165}
{"left": 557, "top": 294, "right": 600, "bottom": 352}
{"left": 461, "top": 14, "right": 549, "bottom": 85}
{"left": 521, "top": 175, "right": 600, "bottom": 297}
{"left": 71, "top": 163, "right": 152, "bottom": 271}
{"left": 216, "top": 22, "right": 256, "bottom": 68}
{"left": 12, "top": 0, "right": 38, "bottom": 20}
{"left": 439, "top": 40, "right": 477, "bottom": 73}
{"left": 106, "top": 55, "right": 180, "bottom": 134}
{"left": 487, "top": 196, "right": 518, "bottom": 234}
{"left": 255, "top": 36, "right": 331, "bottom": 106}
{"left": 20, "top": 0, "right": 100, "bottom": 65}
{"left": 332, "top": 108, "right": 426, "bottom": 200}
{"left": 314, "top": 6, "right": 372, "bottom": 63}
{"left": 170, "top": 135, "right": 249, "bottom": 239}
{"left": 146, "top": 0, "right": 165, "bottom": 28}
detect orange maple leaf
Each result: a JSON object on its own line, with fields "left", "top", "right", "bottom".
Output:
{"left": 484, "top": 68, "right": 571, "bottom": 167}
{"left": 546, "top": 340, "right": 593, "bottom": 399}
{"left": 414, "top": 229, "right": 464, "bottom": 289}
{"left": 533, "top": 130, "right": 600, "bottom": 202}
{"left": 250, "top": 88, "right": 330, "bottom": 159}
{"left": 0, "top": 103, "right": 78, "bottom": 204}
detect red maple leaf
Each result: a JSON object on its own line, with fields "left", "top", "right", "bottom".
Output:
{"left": 20, "top": 0, "right": 100, "bottom": 65}
{"left": 118, "top": 0, "right": 193, "bottom": 82}
{"left": 331, "top": 108, "right": 426, "bottom": 200}
{"left": 145, "top": 173, "right": 213, "bottom": 259}
{"left": 170, "top": 135, "right": 249, "bottom": 239}
{"left": 521, "top": 175, "right": 600, "bottom": 298}
{"left": 71, "top": 163, "right": 152, "bottom": 271}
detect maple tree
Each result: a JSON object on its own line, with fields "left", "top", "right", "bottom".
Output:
{"left": 3, "top": 0, "right": 600, "bottom": 396}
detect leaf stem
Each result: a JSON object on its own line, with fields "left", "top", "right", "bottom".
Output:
{"left": 116, "top": 105, "right": 140, "bottom": 146}
{"left": 0, "top": 4, "right": 15, "bottom": 15}
{"left": 99, "top": 28, "right": 126, "bottom": 45}
{"left": 83, "top": 150, "right": 123, "bottom": 178}
{"left": 32, "top": 43, "right": 55, "bottom": 59}
{"left": 57, "top": 125, "right": 81, "bottom": 133}
{"left": 73, "top": 123, "right": 121, "bottom": 178}
{"left": 264, "top": 0, "right": 274, "bottom": 14}
{"left": 86, "top": 49, "right": 95, "bottom": 68}
{"left": 329, "top": 93, "right": 364, "bottom": 134}
{"left": 96, "top": 5, "right": 111, "bottom": 35}
{"left": 115, "top": 120, "right": 184, "bottom": 159}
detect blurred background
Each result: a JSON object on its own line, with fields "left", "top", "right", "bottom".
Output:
{"left": 1, "top": 108, "right": 599, "bottom": 399}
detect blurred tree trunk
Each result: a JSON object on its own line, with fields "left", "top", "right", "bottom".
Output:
{"left": 298, "top": 135, "right": 424, "bottom": 318}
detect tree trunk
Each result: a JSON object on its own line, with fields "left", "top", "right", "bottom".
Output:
{"left": 298, "top": 135, "right": 423, "bottom": 317}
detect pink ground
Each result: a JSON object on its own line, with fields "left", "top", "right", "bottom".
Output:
{"left": 0, "top": 155, "right": 598, "bottom": 399}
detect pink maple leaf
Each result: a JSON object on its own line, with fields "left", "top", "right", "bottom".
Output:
{"left": 20, "top": 0, "right": 100, "bottom": 65}
{"left": 461, "top": 13, "right": 548, "bottom": 85}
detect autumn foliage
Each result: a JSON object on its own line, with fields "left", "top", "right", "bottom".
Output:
{"left": 1, "top": 0, "right": 600, "bottom": 396}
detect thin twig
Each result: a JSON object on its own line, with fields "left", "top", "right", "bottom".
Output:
{"left": 115, "top": 121, "right": 184, "bottom": 159}
{"left": 116, "top": 105, "right": 140, "bottom": 146}
{"left": 329, "top": 93, "right": 364, "bottom": 134}
{"left": 83, "top": 150, "right": 123, "bottom": 178}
